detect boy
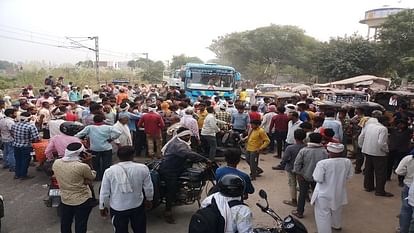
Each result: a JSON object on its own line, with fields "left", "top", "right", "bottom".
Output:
{"left": 245, "top": 120, "right": 270, "bottom": 180}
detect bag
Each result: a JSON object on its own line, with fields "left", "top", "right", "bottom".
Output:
{"left": 188, "top": 197, "right": 225, "bottom": 233}
{"left": 188, "top": 197, "right": 246, "bottom": 233}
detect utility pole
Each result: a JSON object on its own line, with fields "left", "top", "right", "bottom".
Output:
{"left": 66, "top": 36, "right": 100, "bottom": 84}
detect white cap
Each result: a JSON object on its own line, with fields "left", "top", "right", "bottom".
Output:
{"left": 326, "top": 143, "right": 344, "bottom": 153}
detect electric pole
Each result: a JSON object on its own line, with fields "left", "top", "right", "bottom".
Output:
{"left": 66, "top": 36, "right": 100, "bottom": 84}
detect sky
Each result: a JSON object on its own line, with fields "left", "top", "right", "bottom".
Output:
{"left": 0, "top": 0, "right": 413, "bottom": 65}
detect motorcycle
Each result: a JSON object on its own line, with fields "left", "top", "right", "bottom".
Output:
{"left": 43, "top": 163, "right": 62, "bottom": 217}
{"left": 216, "top": 129, "right": 247, "bottom": 158}
{"left": 146, "top": 160, "right": 218, "bottom": 209}
{"left": 255, "top": 190, "right": 308, "bottom": 233}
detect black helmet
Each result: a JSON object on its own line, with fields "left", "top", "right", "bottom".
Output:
{"left": 217, "top": 174, "right": 245, "bottom": 197}
{"left": 60, "top": 122, "right": 84, "bottom": 136}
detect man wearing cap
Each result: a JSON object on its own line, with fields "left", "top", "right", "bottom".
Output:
{"left": 311, "top": 143, "right": 353, "bottom": 233}
{"left": 82, "top": 85, "right": 92, "bottom": 97}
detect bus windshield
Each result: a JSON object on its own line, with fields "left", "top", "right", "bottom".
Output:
{"left": 186, "top": 68, "right": 234, "bottom": 91}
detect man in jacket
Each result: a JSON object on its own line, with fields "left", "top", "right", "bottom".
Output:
{"left": 358, "top": 116, "right": 393, "bottom": 197}
{"left": 292, "top": 133, "right": 328, "bottom": 218}
{"left": 159, "top": 127, "right": 208, "bottom": 223}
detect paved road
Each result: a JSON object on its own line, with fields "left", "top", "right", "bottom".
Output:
{"left": 0, "top": 154, "right": 402, "bottom": 233}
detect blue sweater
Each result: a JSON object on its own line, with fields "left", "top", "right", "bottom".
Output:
{"left": 231, "top": 112, "right": 250, "bottom": 131}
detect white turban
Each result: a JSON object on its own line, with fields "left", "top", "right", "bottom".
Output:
{"left": 326, "top": 142, "right": 344, "bottom": 153}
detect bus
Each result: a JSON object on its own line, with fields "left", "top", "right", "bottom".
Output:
{"left": 179, "top": 63, "right": 241, "bottom": 102}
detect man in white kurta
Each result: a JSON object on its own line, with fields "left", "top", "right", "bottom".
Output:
{"left": 311, "top": 143, "right": 353, "bottom": 233}
{"left": 113, "top": 115, "right": 133, "bottom": 147}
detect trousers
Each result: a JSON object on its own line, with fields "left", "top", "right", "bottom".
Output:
{"left": 60, "top": 199, "right": 93, "bottom": 233}
{"left": 246, "top": 151, "right": 261, "bottom": 179}
{"left": 3, "top": 142, "right": 15, "bottom": 169}
{"left": 160, "top": 172, "right": 179, "bottom": 211}
{"left": 287, "top": 171, "right": 297, "bottom": 200}
{"left": 297, "top": 178, "right": 316, "bottom": 214}
{"left": 14, "top": 146, "right": 32, "bottom": 178}
{"left": 363, "top": 154, "right": 387, "bottom": 193}
{"left": 202, "top": 135, "right": 217, "bottom": 160}
{"left": 91, "top": 150, "right": 112, "bottom": 181}
{"left": 400, "top": 185, "right": 412, "bottom": 233}
{"left": 314, "top": 198, "right": 343, "bottom": 233}
{"left": 110, "top": 205, "right": 146, "bottom": 233}
{"left": 146, "top": 134, "right": 162, "bottom": 159}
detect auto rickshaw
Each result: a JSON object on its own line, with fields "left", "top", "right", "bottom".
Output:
{"left": 255, "top": 91, "right": 300, "bottom": 106}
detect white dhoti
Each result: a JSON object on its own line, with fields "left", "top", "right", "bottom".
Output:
{"left": 314, "top": 198, "right": 343, "bottom": 233}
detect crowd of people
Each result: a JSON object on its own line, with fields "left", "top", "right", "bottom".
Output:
{"left": 0, "top": 75, "right": 413, "bottom": 233}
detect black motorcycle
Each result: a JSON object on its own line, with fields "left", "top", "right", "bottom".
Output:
{"left": 216, "top": 129, "right": 247, "bottom": 158}
{"left": 255, "top": 190, "right": 308, "bottom": 233}
{"left": 146, "top": 160, "right": 218, "bottom": 209}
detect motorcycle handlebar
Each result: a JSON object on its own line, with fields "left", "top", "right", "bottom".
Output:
{"left": 256, "top": 203, "right": 267, "bottom": 212}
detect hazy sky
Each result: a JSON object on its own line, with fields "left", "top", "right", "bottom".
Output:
{"left": 0, "top": 0, "right": 412, "bottom": 65}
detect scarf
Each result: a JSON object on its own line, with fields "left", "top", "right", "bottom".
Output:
{"left": 201, "top": 193, "right": 241, "bottom": 233}
{"left": 161, "top": 129, "right": 192, "bottom": 155}
{"left": 62, "top": 144, "right": 85, "bottom": 162}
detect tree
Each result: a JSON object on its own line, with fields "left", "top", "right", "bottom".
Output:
{"left": 208, "top": 24, "right": 321, "bottom": 82}
{"left": 132, "top": 58, "right": 165, "bottom": 82}
{"left": 314, "top": 35, "right": 381, "bottom": 82}
{"left": 378, "top": 9, "right": 414, "bottom": 80}
{"left": 170, "top": 54, "right": 203, "bottom": 70}
{"left": 75, "top": 60, "right": 94, "bottom": 68}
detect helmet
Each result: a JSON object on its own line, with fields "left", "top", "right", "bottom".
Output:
{"left": 217, "top": 174, "right": 245, "bottom": 197}
{"left": 60, "top": 122, "right": 84, "bottom": 136}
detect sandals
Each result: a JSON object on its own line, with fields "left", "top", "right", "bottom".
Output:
{"left": 283, "top": 200, "right": 297, "bottom": 207}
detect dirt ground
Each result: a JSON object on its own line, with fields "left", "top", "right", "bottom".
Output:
{"left": 0, "top": 153, "right": 402, "bottom": 233}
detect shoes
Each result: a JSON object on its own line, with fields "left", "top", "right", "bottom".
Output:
{"left": 364, "top": 188, "right": 374, "bottom": 192}
{"left": 257, "top": 168, "right": 264, "bottom": 175}
{"left": 20, "top": 175, "right": 35, "bottom": 180}
{"left": 14, "top": 176, "right": 20, "bottom": 179}
{"left": 283, "top": 200, "right": 297, "bottom": 207}
{"left": 355, "top": 169, "right": 362, "bottom": 174}
{"left": 9, "top": 167, "right": 15, "bottom": 172}
{"left": 272, "top": 165, "right": 284, "bottom": 170}
{"left": 291, "top": 210, "right": 303, "bottom": 219}
{"left": 2, "top": 165, "right": 9, "bottom": 169}
{"left": 375, "top": 192, "right": 394, "bottom": 197}
{"left": 332, "top": 226, "right": 342, "bottom": 231}
{"left": 164, "top": 212, "right": 176, "bottom": 224}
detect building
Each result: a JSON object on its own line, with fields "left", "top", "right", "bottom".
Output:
{"left": 359, "top": 5, "right": 406, "bottom": 40}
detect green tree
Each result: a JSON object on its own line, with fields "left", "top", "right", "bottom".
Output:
{"left": 208, "top": 24, "right": 321, "bottom": 82}
{"left": 75, "top": 60, "right": 94, "bottom": 68}
{"left": 378, "top": 9, "right": 414, "bottom": 80}
{"left": 315, "top": 35, "right": 381, "bottom": 82}
{"left": 170, "top": 54, "right": 203, "bottom": 70}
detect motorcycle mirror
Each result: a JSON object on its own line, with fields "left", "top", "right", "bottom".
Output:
{"left": 259, "top": 190, "right": 267, "bottom": 200}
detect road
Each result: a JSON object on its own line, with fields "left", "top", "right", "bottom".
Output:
{"left": 0, "top": 154, "right": 402, "bottom": 233}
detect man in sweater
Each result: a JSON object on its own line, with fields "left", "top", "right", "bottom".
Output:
{"left": 395, "top": 150, "right": 414, "bottom": 233}
{"left": 311, "top": 143, "right": 353, "bottom": 233}
{"left": 292, "top": 133, "right": 328, "bottom": 218}
{"left": 358, "top": 116, "right": 392, "bottom": 197}
{"left": 322, "top": 111, "right": 343, "bottom": 143}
